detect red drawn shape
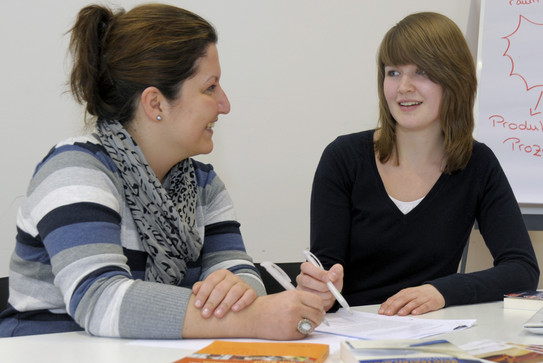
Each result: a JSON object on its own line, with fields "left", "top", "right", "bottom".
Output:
{"left": 502, "top": 15, "right": 543, "bottom": 115}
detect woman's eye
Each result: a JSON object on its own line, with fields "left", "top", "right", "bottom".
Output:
{"left": 386, "top": 70, "right": 399, "bottom": 77}
{"left": 206, "top": 85, "right": 216, "bottom": 93}
{"left": 417, "top": 69, "right": 428, "bottom": 76}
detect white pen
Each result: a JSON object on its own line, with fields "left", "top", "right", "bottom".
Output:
{"left": 260, "top": 261, "right": 329, "bottom": 326}
{"left": 302, "top": 249, "right": 353, "bottom": 314}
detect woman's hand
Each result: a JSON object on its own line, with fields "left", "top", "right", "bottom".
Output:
{"left": 248, "top": 290, "right": 326, "bottom": 340}
{"left": 378, "top": 284, "right": 445, "bottom": 316}
{"left": 295, "top": 261, "right": 344, "bottom": 311}
{"left": 192, "top": 269, "right": 258, "bottom": 319}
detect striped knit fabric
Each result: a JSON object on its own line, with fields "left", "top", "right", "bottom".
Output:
{"left": 1, "top": 134, "right": 264, "bottom": 338}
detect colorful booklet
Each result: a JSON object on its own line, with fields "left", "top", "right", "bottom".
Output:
{"left": 340, "top": 339, "right": 480, "bottom": 363}
{"left": 503, "top": 290, "right": 543, "bottom": 311}
{"left": 461, "top": 339, "right": 543, "bottom": 362}
{"left": 175, "top": 340, "right": 329, "bottom": 363}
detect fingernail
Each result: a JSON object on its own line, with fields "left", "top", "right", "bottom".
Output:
{"left": 195, "top": 299, "right": 203, "bottom": 308}
{"left": 232, "top": 304, "right": 240, "bottom": 312}
{"left": 215, "top": 308, "right": 224, "bottom": 317}
{"left": 202, "top": 308, "right": 211, "bottom": 317}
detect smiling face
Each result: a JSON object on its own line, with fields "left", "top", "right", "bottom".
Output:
{"left": 160, "top": 43, "right": 230, "bottom": 160}
{"left": 383, "top": 64, "right": 443, "bottom": 133}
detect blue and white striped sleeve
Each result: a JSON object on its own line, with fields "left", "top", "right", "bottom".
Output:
{"left": 18, "top": 143, "right": 190, "bottom": 338}
{"left": 194, "top": 161, "right": 265, "bottom": 296}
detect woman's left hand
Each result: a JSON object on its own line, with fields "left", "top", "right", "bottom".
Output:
{"left": 378, "top": 284, "right": 445, "bottom": 316}
{"left": 192, "top": 269, "right": 258, "bottom": 319}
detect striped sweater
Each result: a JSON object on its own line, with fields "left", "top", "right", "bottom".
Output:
{"left": 2, "top": 134, "right": 264, "bottom": 338}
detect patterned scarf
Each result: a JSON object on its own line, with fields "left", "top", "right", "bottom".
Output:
{"left": 97, "top": 120, "right": 202, "bottom": 285}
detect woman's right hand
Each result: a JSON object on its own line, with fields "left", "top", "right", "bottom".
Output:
{"left": 248, "top": 290, "right": 326, "bottom": 340}
{"left": 296, "top": 261, "right": 344, "bottom": 311}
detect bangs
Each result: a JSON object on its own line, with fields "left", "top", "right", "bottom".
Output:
{"left": 379, "top": 27, "right": 431, "bottom": 68}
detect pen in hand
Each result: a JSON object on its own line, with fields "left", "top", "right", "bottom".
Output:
{"left": 302, "top": 249, "right": 353, "bottom": 314}
{"left": 260, "top": 261, "right": 329, "bottom": 326}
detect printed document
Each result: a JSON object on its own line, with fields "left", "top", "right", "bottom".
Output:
{"left": 315, "top": 308, "right": 475, "bottom": 340}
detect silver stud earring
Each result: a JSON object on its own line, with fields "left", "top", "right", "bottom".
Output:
{"left": 156, "top": 115, "right": 162, "bottom": 121}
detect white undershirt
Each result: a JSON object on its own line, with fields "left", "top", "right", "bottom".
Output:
{"left": 389, "top": 195, "right": 425, "bottom": 215}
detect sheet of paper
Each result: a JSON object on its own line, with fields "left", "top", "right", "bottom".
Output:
{"left": 315, "top": 309, "right": 476, "bottom": 340}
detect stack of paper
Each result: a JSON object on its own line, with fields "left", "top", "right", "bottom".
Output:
{"left": 316, "top": 309, "right": 476, "bottom": 340}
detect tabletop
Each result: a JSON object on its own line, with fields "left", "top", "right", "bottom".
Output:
{"left": 0, "top": 301, "right": 540, "bottom": 363}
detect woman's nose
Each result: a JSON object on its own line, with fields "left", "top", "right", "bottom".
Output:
{"left": 398, "top": 75, "right": 414, "bottom": 93}
{"left": 218, "top": 87, "right": 231, "bottom": 114}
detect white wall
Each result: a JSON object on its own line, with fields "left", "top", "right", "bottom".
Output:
{"left": 0, "top": 0, "right": 481, "bottom": 275}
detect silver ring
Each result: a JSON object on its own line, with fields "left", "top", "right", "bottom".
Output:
{"left": 297, "top": 318, "right": 313, "bottom": 335}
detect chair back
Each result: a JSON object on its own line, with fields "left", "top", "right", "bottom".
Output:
{"left": 255, "top": 262, "right": 301, "bottom": 294}
{"left": 0, "top": 277, "right": 8, "bottom": 312}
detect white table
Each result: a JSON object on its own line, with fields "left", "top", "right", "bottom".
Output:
{"left": 398, "top": 301, "right": 542, "bottom": 347}
{"left": 0, "top": 302, "right": 540, "bottom": 363}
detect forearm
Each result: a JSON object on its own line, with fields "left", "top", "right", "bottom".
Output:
{"left": 76, "top": 269, "right": 265, "bottom": 339}
{"left": 183, "top": 290, "right": 326, "bottom": 341}
{"left": 117, "top": 281, "right": 192, "bottom": 338}
{"left": 431, "top": 260, "right": 539, "bottom": 307}
{"left": 182, "top": 294, "right": 256, "bottom": 339}
{"left": 76, "top": 278, "right": 192, "bottom": 339}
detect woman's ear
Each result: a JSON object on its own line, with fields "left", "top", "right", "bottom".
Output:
{"left": 140, "top": 86, "right": 165, "bottom": 122}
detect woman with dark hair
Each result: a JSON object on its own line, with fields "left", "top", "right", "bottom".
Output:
{"left": 296, "top": 12, "right": 539, "bottom": 316}
{"left": 0, "top": 4, "right": 324, "bottom": 339}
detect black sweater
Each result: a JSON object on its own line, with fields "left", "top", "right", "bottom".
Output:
{"left": 311, "top": 130, "right": 539, "bottom": 307}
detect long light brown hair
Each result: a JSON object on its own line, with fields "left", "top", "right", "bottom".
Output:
{"left": 375, "top": 12, "right": 477, "bottom": 173}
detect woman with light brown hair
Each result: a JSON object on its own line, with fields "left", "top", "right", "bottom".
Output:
{"left": 0, "top": 3, "right": 325, "bottom": 339}
{"left": 297, "top": 12, "right": 539, "bottom": 316}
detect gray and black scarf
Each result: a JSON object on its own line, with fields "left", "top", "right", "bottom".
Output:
{"left": 97, "top": 120, "right": 202, "bottom": 285}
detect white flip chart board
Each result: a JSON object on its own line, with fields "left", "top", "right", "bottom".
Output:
{"left": 477, "top": 0, "right": 543, "bottom": 204}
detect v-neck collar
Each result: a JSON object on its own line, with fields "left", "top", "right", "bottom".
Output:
{"left": 368, "top": 133, "right": 446, "bottom": 217}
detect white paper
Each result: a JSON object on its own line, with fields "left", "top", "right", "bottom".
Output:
{"left": 459, "top": 339, "right": 513, "bottom": 356}
{"left": 315, "top": 309, "right": 476, "bottom": 340}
